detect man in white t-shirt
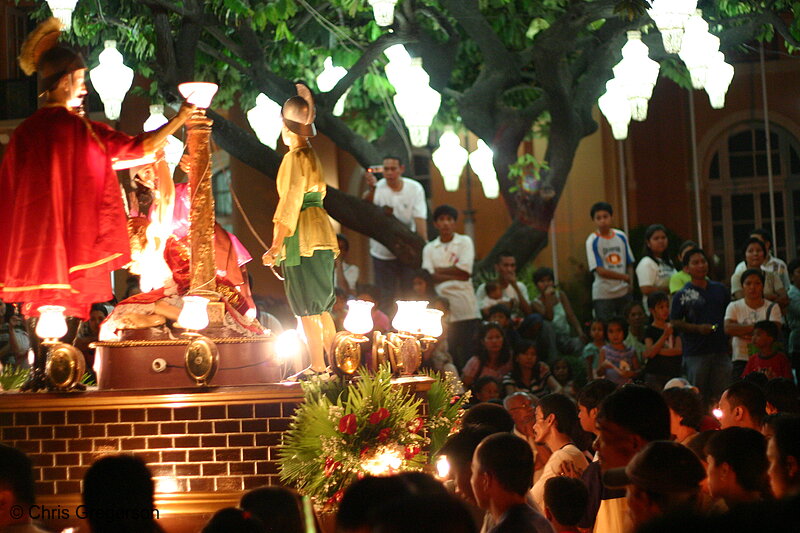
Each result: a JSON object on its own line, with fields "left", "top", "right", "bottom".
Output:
{"left": 422, "top": 205, "right": 481, "bottom": 369}
{"left": 530, "top": 393, "right": 589, "bottom": 512}
{"left": 364, "top": 156, "right": 427, "bottom": 302}
{"left": 476, "top": 252, "right": 532, "bottom": 319}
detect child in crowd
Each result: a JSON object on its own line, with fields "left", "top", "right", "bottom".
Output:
{"left": 532, "top": 267, "right": 587, "bottom": 357}
{"left": 585, "top": 202, "right": 635, "bottom": 322}
{"left": 544, "top": 476, "right": 589, "bottom": 533}
{"left": 597, "top": 318, "right": 639, "bottom": 386}
{"left": 582, "top": 320, "right": 606, "bottom": 379}
{"left": 487, "top": 303, "right": 521, "bottom": 349}
{"left": 502, "top": 340, "right": 561, "bottom": 398}
{"left": 471, "top": 375, "right": 501, "bottom": 404}
{"left": 623, "top": 300, "right": 647, "bottom": 363}
{"left": 410, "top": 269, "right": 436, "bottom": 301}
{"left": 635, "top": 224, "right": 675, "bottom": 312}
{"left": 642, "top": 292, "right": 683, "bottom": 391}
{"left": 552, "top": 358, "right": 577, "bottom": 400}
{"left": 480, "top": 281, "right": 505, "bottom": 316}
{"left": 743, "top": 320, "right": 792, "bottom": 379}
{"left": 356, "top": 285, "right": 390, "bottom": 333}
{"left": 669, "top": 240, "right": 698, "bottom": 294}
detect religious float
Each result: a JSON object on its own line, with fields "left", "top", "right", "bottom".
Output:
{"left": 1, "top": 78, "right": 455, "bottom": 532}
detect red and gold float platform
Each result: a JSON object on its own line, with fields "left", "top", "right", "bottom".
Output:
{"left": 0, "top": 377, "right": 433, "bottom": 532}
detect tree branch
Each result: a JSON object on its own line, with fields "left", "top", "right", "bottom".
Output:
{"left": 442, "top": 0, "right": 516, "bottom": 73}
{"left": 327, "top": 31, "right": 410, "bottom": 104}
{"left": 197, "top": 42, "right": 249, "bottom": 76}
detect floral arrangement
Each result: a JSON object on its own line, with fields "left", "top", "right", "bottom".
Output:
{"left": 278, "top": 366, "right": 468, "bottom": 508}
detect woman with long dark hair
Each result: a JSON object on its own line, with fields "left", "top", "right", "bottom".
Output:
{"left": 461, "top": 321, "right": 512, "bottom": 388}
{"left": 501, "top": 339, "right": 561, "bottom": 398}
{"left": 635, "top": 224, "right": 675, "bottom": 311}
{"left": 731, "top": 237, "right": 788, "bottom": 308}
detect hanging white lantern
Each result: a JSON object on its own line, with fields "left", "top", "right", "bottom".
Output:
{"left": 390, "top": 57, "right": 441, "bottom": 147}
{"left": 368, "top": 0, "right": 398, "bottom": 27}
{"left": 343, "top": 300, "right": 374, "bottom": 335}
{"left": 316, "top": 57, "right": 349, "bottom": 116}
{"left": 704, "top": 52, "right": 735, "bottom": 109}
{"left": 143, "top": 104, "right": 184, "bottom": 174}
{"left": 679, "top": 10, "right": 720, "bottom": 90}
{"left": 431, "top": 129, "right": 468, "bottom": 192}
{"left": 612, "top": 31, "right": 660, "bottom": 122}
{"left": 89, "top": 41, "right": 134, "bottom": 121}
{"left": 647, "top": 0, "right": 698, "bottom": 54}
{"left": 469, "top": 140, "right": 500, "bottom": 199}
{"left": 598, "top": 78, "right": 632, "bottom": 141}
{"left": 47, "top": 0, "right": 79, "bottom": 31}
{"left": 247, "top": 94, "right": 283, "bottom": 150}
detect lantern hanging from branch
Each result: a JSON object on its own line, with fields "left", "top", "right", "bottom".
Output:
{"left": 647, "top": 0, "right": 698, "bottom": 54}
{"left": 46, "top": 0, "right": 79, "bottom": 31}
{"left": 469, "top": 140, "right": 500, "bottom": 199}
{"left": 89, "top": 41, "right": 134, "bottom": 121}
{"left": 431, "top": 129, "right": 467, "bottom": 192}
{"left": 679, "top": 10, "right": 720, "bottom": 90}
{"left": 316, "top": 57, "right": 349, "bottom": 116}
{"left": 598, "top": 78, "right": 632, "bottom": 141}
{"left": 612, "top": 31, "right": 660, "bottom": 122}
{"left": 247, "top": 94, "right": 283, "bottom": 150}
{"left": 368, "top": 0, "right": 399, "bottom": 27}
{"left": 704, "top": 53, "right": 735, "bottom": 109}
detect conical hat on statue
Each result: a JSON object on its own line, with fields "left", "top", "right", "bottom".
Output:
{"left": 281, "top": 82, "right": 317, "bottom": 137}
{"left": 19, "top": 17, "right": 86, "bottom": 93}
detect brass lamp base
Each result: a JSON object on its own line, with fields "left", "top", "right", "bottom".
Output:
{"left": 330, "top": 331, "right": 366, "bottom": 375}
{"left": 183, "top": 333, "right": 219, "bottom": 386}
{"left": 371, "top": 331, "right": 422, "bottom": 375}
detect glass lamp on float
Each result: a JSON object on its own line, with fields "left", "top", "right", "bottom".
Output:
{"left": 178, "top": 82, "right": 219, "bottom": 114}
{"left": 21, "top": 306, "right": 86, "bottom": 392}
{"left": 330, "top": 300, "right": 374, "bottom": 376}
{"left": 372, "top": 301, "right": 442, "bottom": 375}
{"left": 177, "top": 295, "right": 219, "bottom": 386}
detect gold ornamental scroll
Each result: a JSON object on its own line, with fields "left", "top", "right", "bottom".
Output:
{"left": 185, "top": 111, "right": 217, "bottom": 295}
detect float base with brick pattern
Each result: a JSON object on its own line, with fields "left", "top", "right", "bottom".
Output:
{"left": 0, "top": 377, "right": 433, "bottom": 532}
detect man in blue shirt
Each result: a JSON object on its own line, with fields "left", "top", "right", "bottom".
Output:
{"left": 670, "top": 249, "right": 731, "bottom": 404}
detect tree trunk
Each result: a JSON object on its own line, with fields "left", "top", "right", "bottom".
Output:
{"left": 208, "top": 110, "right": 425, "bottom": 267}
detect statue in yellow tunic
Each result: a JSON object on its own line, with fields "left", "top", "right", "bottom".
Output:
{"left": 262, "top": 83, "right": 338, "bottom": 373}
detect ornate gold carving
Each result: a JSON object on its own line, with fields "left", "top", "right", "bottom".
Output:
{"left": 185, "top": 112, "right": 216, "bottom": 294}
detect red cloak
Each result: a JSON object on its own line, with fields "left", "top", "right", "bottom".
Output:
{"left": 0, "top": 106, "right": 143, "bottom": 319}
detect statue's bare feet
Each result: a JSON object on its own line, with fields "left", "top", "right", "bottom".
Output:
{"left": 286, "top": 366, "right": 334, "bottom": 382}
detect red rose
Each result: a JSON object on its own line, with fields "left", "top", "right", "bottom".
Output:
{"left": 404, "top": 445, "right": 420, "bottom": 460}
{"left": 369, "top": 408, "right": 390, "bottom": 424}
{"left": 407, "top": 417, "right": 424, "bottom": 434}
{"left": 339, "top": 413, "right": 357, "bottom": 435}
{"left": 377, "top": 427, "right": 392, "bottom": 442}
